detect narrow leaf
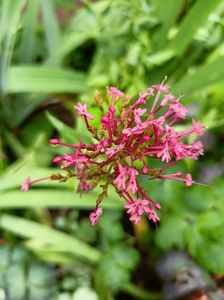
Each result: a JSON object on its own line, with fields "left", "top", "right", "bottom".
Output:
{"left": 18, "top": 0, "right": 39, "bottom": 63}
{"left": 155, "top": 0, "right": 186, "bottom": 48}
{"left": 172, "top": 57, "right": 224, "bottom": 96}
{"left": 0, "top": 189, "right": 122, "bottom": 209}
{"left": 170, "top": 0, "right": 222, "bottom": 54}
{"left": 40, "top": 0, "right": 61, "bottom": 56}
{"left": 8, "top": 66, "right": 87, "bottom": 93}
{"left": 0, "top": 214, "right": 101, "bottom": 263}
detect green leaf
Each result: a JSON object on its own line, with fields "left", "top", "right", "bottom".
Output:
{"left": 0, "top": 214, "right": 101, "bottom": 263}
{"left": 170, "top": 0, "right": 222, "bottom": 54}
{"left": 0, "top": 162, "right": 122, "bottom": 209}
{"left": 197, "top": 211, "right": 223, "bottom": 233}
{"left": 155, "top": 216, "right": 188, "bottom": 249}
{"left": 0, "top": 166, "right": 56, "bottom": 191}
{"left": 197, "top": 243, "right": 224, "bottom": 273}
{"left": 40, "top": 0, "right": 61, "bottom": 56}
{"left": 46, "top": 10, "right": 98, "bottom": 65}
{"left": 28, "top": 263, "right": 55, "bottom": 299}
{"left": 172, "top": 57, "right": 224, "bottom": 97}
{"left": 18, "top": 0, "right": 39, "bottom": 63}
{"left": 0, "top": 0, "right": 26, "bottom": 43}
{"left": 72, "top": 287, "right": 98, "bottom": 300}
{"left": 46, "top": 112, "right": 78, "bottom": 144}
{"left": 0, "top": 189, "right": 122, "bottom": 209}
{"left": 145, "top": 49, "right": 175, "bottom": 67}
{"left": 5, "top": 264, "right": 26, "bottom": 299}
{"left": 155, "top": 0, "right": 186, "bottom": 48}
{"left": 0, "top": 0, "right": 27, "bottom": 93}
{"left": 8, "top": 66, "right": 87, "bottom": 93}
{"left": 33, "top": 250, "right": 77, "bottom": 265}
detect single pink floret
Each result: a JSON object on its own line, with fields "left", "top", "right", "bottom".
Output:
{"left": 49, "top": 138, "right": 60, "bottom": 145}
{"left": 125, "top": 199, "right": 150, "bottom": 224}
{"left": 148, "top": 209, "right": 160, "bottom": 223}
{"left": 105, "top": 144, "right": 124, "bottom": 158}
{"left": 53, "top": 156, "right": 64, "bottom": 163}
{"left": 89, "top": 207, "right": 103, "bottom": 225}
{"left": 185, "top": 173, "right": 193, "bottom": 186}
{"left": 192, "top": 119, "right": 204, "bottom": 136}
{"left": 21, "top": 177, "right": 32, "bottom": 192}
{"left": 114, "top": 164, "right": 128, "bottom": 190}
{"left": 134, "top": 108, "right": 147, "bottom": 124}
{"left": 107, "top": 86, "right": 124, "bottom": 98}
{"left": 152, "top": 84, "right": 169, "bottom": 92}
{"left": 74, "top": 103, "right": 94, "bottom": 120}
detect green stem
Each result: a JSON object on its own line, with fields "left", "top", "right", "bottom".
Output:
{"left": 121, "top": 283, "right": 161, "bottom": 300}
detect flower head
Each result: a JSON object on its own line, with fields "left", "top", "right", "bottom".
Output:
{"left": 22, "top": 79, "right": 205, "bottom": 225}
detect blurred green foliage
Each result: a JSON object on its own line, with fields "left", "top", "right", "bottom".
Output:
{"left": 0, "top": 0, "right": 224, "bottom": 299}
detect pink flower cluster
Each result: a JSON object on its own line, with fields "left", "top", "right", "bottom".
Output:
{"left": 21, "top": 80, "right": 204, "bottom": 225}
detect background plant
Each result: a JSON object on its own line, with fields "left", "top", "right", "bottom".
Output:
{"left": 0, "top": 0, "right": 224, "bottom": 299}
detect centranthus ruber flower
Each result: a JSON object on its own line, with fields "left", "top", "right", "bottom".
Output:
{"left": 21, "top": 79, "right": 205, "bottom": 226}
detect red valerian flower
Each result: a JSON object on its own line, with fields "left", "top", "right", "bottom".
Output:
{"left": 21, "top": 177, "right": 32, "bottom": 192}
{"left": 74, "top": 103, "right": 94, "bottom": 120}
{"left": 21, "top": 80, "right": 205, "bottom": 225}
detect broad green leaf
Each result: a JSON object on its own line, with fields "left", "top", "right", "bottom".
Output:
{"left": 197, "top": 243, "right": 224, "bottom": 273}
{"left": 170, "top": 0, "right": 222, "bottom": 54}
{"left": 73, "top": 287, "right": 98, "bottom": 300}
{"left": 0, "top": 214, "right": 101, "bottom": 263}
{"left": 197, "top": 211, "right": 223, "bottom": 232}
{"left": 5, "top": 264, "right": 26, "bottom": 299}
{"left": 155, "top": 216, "right": 188, "bottom": 249}
{"left": 8, "top": 66, "right": 87, "bottom": 93}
